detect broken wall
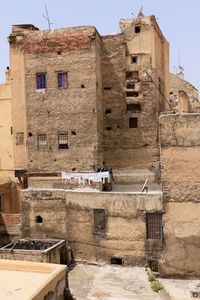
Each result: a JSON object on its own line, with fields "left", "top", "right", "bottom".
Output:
{"left": 159, "top": 113, "right": 200, "bottom": 277}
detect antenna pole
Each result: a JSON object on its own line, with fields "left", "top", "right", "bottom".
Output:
{"left": 43, "top": 4, "right": 52, "bottom": 30}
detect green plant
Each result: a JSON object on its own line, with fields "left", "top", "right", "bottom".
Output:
{"left": 148, "top": 271, "right": 155, "bottom": 282}
{"left": 151, "top": 280, "right": 163, "bottom": 293}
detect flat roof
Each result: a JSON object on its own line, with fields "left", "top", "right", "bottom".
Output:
{"left": 0, "top": 259, "right": 66, "bottom": 300}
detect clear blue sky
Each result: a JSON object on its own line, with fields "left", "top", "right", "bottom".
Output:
{"left": 0, "top": 0, "right": 199, "bottom": 90}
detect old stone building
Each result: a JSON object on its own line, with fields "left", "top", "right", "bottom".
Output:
{"left": 9, "top": 15, "right": 169, "bottom": 182}
{"left": 0, "top": 14, "right": 200, "bottom": 279}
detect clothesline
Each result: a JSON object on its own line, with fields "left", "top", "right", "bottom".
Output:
{"left": 61, "top": 171, "right": 110, "bottom": 184}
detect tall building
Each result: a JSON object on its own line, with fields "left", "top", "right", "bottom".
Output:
{"left": 9, "top": 15, "right": 169, "bottom": 181}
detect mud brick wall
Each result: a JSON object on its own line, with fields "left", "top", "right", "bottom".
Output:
{"left": 21, "top": 189, "right": 162, "bottom": 266}
{"left": 0, "top": 213, "right": 21, "bottom": 246}
{"left": 159, "top": 113, "right": 200, "bottom": 277}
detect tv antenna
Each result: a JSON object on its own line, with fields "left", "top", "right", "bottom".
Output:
{"left": 43, "top": 4, "right": 52, "bottom": 30}
{"left": 137, "top": 6, "right": 144, "bottom": 18}
{"left": 178, "top": 52, "right": 184, "bottom": 74}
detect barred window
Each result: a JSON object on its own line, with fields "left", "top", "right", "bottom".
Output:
{"left": 37, "top": 134, "right": 48, "bottom": 150}
{"left": 16, "top": 132, "right": 24, "bottom": 145}
{"left": 58, "top": 134, "right": 68, "bottom": 149}
{"left": 36, "top": 73, "right": 46, "bottom": 89}
{"left": 146, "top": 213, "right": 162, "bottom": 239}
{"left": 129, "top": 117, "right": 138, "bottom": 128}
{"left": 94, "top": 209, "right": 106, "bottom": 230}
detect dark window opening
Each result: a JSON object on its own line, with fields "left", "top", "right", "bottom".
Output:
{"left": 35, "top": 215, "right": 43, "bottom": 224}
{"left": 28, "top": 132, "right": 33, "bottom": 137}
{"left": 135, "top": 26, "right": 141, "bottom": 33}
{"left": 57, "top": 51, "right": 62, "bottom": 55}
{"left": 71, "top": 130, "right": 76, "bottom": 136}
{"left": 81, "top": 84, "right": 85, "bottom": 88}
{"left": 37, "top": 134, "right": 48, "bottom": 150}
{"left": 148, "top": 260, "right": 159, "bottom": 272}
{"left": 0, "top": 194, "right": 4, "bottom": 212}
{"left": 106, "top": 127, "right": 112, "bottom": 131}
{"left": 170, "top": 91, "right": 173, "bottom": 95}
{"left": 105, "top": 109, "right": 112, "bottom": 114}
{"left": 129, "top": 117, "right": 138, "bottom": 128}
{"left": 127, "top": 83, "right": 135, "bottom": 89}
{"left": 36, "top": 73, "right": 46, "bottom": 89}
{"left": 94, "top": 209, "right": 106, "bottom": 230}
{"left": 58, "top": 134, "right": 69, "bottom": 149}
{"left": 131, "top": 56, "right": 137, "bottom": 64}
{"left": 146, "top": 213, "right": 162, "bottom": 240}
{"left": 126, "top": 91, "right": 139, "bottom": 97}
{"left": 126, "top": 71, "right": 139, "bottom": 81}
{"left": 127, "top": 104, "right": 141, "bottom": 112}
{"left": 10, "top": 127, "right": 13, "bottom": 135}
{"left": 104, "top": 87, "right": 112, "bottom": 90}
{"left": 111, "top": 258, "right": 123, "bottom": 265}
{"left": 57, "top": 72, "right": 68, "bottom": 89}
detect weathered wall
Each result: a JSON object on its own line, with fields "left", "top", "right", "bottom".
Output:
{"left": 170, "top": 73, "right": 200, "bottom": 112}
{"left": 0, "top": 70, "right": 14, "bottom": 181}
{"left": 21, "top": 189, "right": 162, "bottom": 265}
{"left": 159, "top": 113, "right": 200, "bottom": 277}
{"left": 0, "top": 213, "right": 21, "bottom": 246}
{"left": 102, "top": 15, "right": 169, "bottom": 175}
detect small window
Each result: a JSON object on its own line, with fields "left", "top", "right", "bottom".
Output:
{"left": 16, "top": 132, "right": 24, "bottom": 145}
{"left": 129, "top": 117, "right": 138, "bottom": 128}
{"left": 126, "top": 91, "right": 139, "bottom": 97}
{"left": 57, "top": 72, "right": 68, "bottom": 89}
{"left": 146, "top": 213, "right": 162, "bottom": 240}
{"left": 111, "top": 258, "right": 123, "bottom": 265}
{"left": 35, "top": 215, "right": 43, "bottom": 224}
{"left": 106, "top": 127, "right": 112, "bottom": 131}
{"left": 94, "top": 209, "right": 106, "bottom": 230}
{"left": 127, "top": 104, "right": 141, "bottom": 112}
{"left": 127, "top": 83, "right": 135, "bottom": 89}
{"left": 37, "top": 134, "right": 48, "bottom": 150}
{"left": 126, "top": 71, "right": 139, "bottom": 81}
{"left": 58, "top": 133, "right": 68, "bottom": 149}
{"left": 36, "top": 73, "right": 46, "bottom": 89}
{"left": 0, "top": 195, "right": 4, "bottom": 212}
{"left": 105, "top": 109, "right": 112, "bottom": 114}
{"left": 135, "top": 26, "right": 141, "bottom": 33}
{"left": 104, "top": 87, "right": 112, "bottom": 90}
{"left": 131, "top": 56, "right": 137, "bottom": 64}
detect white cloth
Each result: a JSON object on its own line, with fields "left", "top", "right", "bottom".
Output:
{"left": 61, "top": 171, "right": 110, "bottom": 183}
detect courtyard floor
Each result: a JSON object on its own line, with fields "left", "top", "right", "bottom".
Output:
{"left": 68, "top": 264, "right": 161, "bottom": 300}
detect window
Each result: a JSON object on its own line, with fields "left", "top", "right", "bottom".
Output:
{"left": 126, "top": 71, "right": 139, "bottom": 81}
{"left": 35, "top": 215, "right": 43, "bottom": 224}
{"left": 58, "top": 133, "right": 68, "bottom": 149}
{"left": 126, "top": 91, "right": 139, "bottom": 97}
{"left": 57, "top": 72, "right": 68, "bottom": 89}
{"left": 131, "top": 56, "right": 137, "bottom": 64}
{"left": 135, "top": 26, "right": 141, "bottom": 33}
{"left": 127, "top": 104, "right": 141, "bottom": 112}
{"left": 129, "top": 117, "right": 138, "bottom": 128}
{"left": 104, "top": 87, "right": 112, "bottom": 90}
{"left": 111, "top": 258, "right": 123, "bottom": 265}
{"left": 127, "top": 83, "right": 135, "bottom": 89}
{"left": 37, "top": 134, "right": 48, "bottom": 150}
{"left": 146, "top": 213, "right": 162, "bottom": 239}
{"left": 106, "top": 127, "right": 112, "bottom": 131}
{"left": 0, "top": 194, "right": 4, "bottom": 212}
{"left": 16, "top": 132, "right": 24, "bottom": 145}
{"left": 94, "top": 209, "right": 106, "bottom": 230}
{"left": 105, "top": 109, "right": 112, "bottom": 114}
{"left": 36, "top": 73, "right": 46, "bottom": 89}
